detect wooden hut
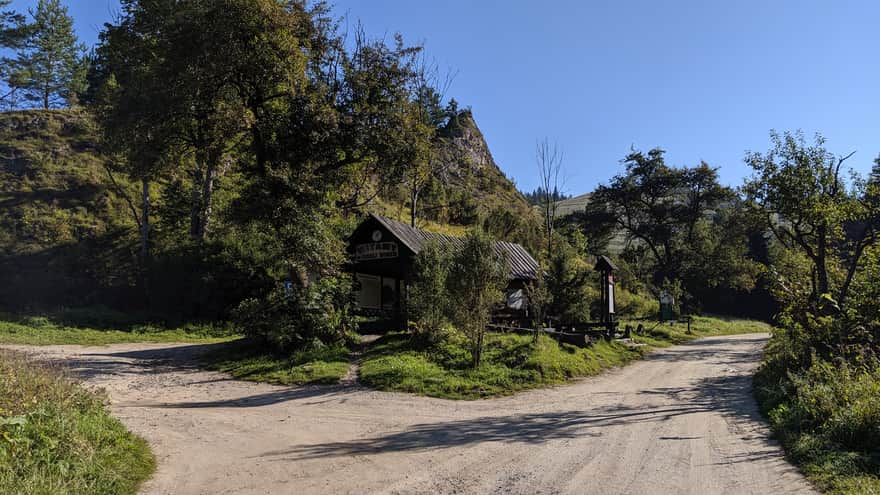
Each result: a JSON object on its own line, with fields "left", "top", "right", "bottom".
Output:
{"left": 347, "top": 214, "right": 540, "bottom": 325}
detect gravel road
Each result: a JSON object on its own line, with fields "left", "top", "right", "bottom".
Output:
{"left": 4, "top": 333, "right": 816, "bottom": 495}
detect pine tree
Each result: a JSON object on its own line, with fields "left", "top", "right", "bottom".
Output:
{"left": 0, "top": 0, "right": 26, "bottom": 107}
{"left": 0, "top": 0, "right": 25, "bottom": 48}
{"left": 7, "top": 0, "right": 85, "bottom": 109}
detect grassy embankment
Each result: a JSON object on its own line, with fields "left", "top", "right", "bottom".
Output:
{"left": 0, "top": 313, "right": 239, "bottom": 346}
{"left": 205, "top": 316, "right": 771, "bottom": 395}
{"left": 360, "top": 316, "right": 772, "bottom": 400}
{"left": 0, "top": 350, "right": 154, "bottom": 494}
{"left": 754, "top": 333, "right": 880, "bottom": 495}
{"left": 205, "top": 342, "right": 351, "bottom": 386}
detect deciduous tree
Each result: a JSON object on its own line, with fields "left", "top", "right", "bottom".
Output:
{"left": 744, "top": 131, "right": 875, "bottom": 309}
{"left": 447, "top": 230, "right": 507, "bottom": 368}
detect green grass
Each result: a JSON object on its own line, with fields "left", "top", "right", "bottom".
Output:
{"left": 361, "top": 332, "right": 642, "bottom": 400}
{"left": 755, "top": 333, "right": 880, "bottom": 495}
{"left": 0, "top": 314, "right": 240, "bottom": 346}
{"left": 0, "top": 350, "right": 155, "bottom": 494}
{"left": 625, "top": 315, "right": 774, "bottom": 347}
{"left": 360, "top": 316, "right": 772, "bottom": 400}
{"left": 204, "top": 340, "right": 351, "bottom": 386}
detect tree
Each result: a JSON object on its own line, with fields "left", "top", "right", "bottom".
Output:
{"left": 0, "top": 0, "right": 24, "bottom": 47}
{"left": 400, "top": 59, "right": 454, "bottom": 227}
{"left": 447, "top": 231, "right": 507, "bottom": 368}
{"left": 582, "top": 149, "right": 735, "bottom": 284}
{"left": 544, "top": 244, "right": 591, "bottom": 324}
{"left": 0, "top": 1, "right": 25, "bottom": 106}
{"left": 408, "top": 240, "right": 451, "bottom": 343}
{"left": 536, "top": 139, "right": 564, "bottom": 257}
{"left": 744, "top": 131, "right": 875, "bottom": 309}
{"left": 6, "top": 0, "right": 85, "bottom": 109}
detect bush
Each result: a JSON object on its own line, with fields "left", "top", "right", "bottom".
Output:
{"left": 408, "top": 240, "right": 451, "bottom": 345}
{"left": 233, "top": 276, "right": 356, "bottom": 352}
{"left": 755, "top": 325, "right": 880, "bottom": 493}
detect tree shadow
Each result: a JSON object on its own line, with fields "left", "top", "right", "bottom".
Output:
{"left": 259, "top": 403, "right": 719, "bottom": 461}
{"left": 257, "top": 341, "right": 780, "bottom": 463}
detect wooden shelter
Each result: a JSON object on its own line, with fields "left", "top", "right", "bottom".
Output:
{"left": 347, "top": 214, "right": 540, "bottom": 324}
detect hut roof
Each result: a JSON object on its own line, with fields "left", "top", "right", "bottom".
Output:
{"left": 368, "top": 214, "right": 539, "bottom": 281}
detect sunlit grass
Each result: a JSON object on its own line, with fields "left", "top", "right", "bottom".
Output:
{"left": 204, "top": 341, "right": 351, "bottom": 386}
{"left": 0, "top": 314, "right": 240, "bottom": 346}
{"left": 0, "top": 350, "right": 155, "bottom": 494}
{"left": 360, "top": 316, "right": 772, "bottom": 400}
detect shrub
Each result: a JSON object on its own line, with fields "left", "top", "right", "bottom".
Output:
{"left": 233, "top": 276, "right": 356, "bottom": 352}
{"left": 408, "top": 240, "right": 451, "bottom": 345}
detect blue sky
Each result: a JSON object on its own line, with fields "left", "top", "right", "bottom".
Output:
{"left": 8, "top": 0, "right": 879, "bottom": 194}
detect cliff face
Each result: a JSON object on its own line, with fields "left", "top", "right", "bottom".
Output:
{"left": 433, "top": 110, "right": 531, "bottom": 214}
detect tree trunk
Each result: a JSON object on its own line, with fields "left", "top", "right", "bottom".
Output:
{"left": 816, "top": 225, "right": 829, "bottom": 296}
{"left": 197, "top": 158, "right": 218, "bottom": 239}
{"left": 410, "top": 188, "right": 418, "bottom": 227}
{"left": 140, "top": 178, "right": 151, "bottom": 262}
{"left": 189, "top": 166, "right": 204, "bottom": 240}
{"left": 839, "top": 226, "right": 873, "bottom": 308}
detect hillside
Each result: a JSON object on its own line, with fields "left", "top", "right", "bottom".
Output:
{"left": 373, "top": 110, "right": 537, "bottom": 237}
{"left": 0, "top": 109, "right": 539, "bottom": 312}
{"left": 0, "top": 110, "right": 139, "bottom": 311}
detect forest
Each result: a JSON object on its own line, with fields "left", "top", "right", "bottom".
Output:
{"left": 0, "top": 1, "right": 879, "bottom": 494}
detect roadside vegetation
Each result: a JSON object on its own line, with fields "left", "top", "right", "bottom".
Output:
{"left": 205, "top": 343, "right": 350, "bottom": 386}
{"left": 747, "top": 135, "right": 880, "bottom": 494}
{"left": 0, "top": 350, "right": 154, "bottom": 494}
{"left": 0, "top": 312, "right": 238, "bottom": 346}
{"left": 361, "top": 317, "right": 770, "bottom": 400}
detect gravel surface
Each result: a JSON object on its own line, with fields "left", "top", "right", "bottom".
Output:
{"left": 3, "top": 333, "right": 816, "bottom": 495}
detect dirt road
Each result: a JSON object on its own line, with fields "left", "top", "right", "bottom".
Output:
{"left": 4, "top": 334, "right": 816, "bottom": 495}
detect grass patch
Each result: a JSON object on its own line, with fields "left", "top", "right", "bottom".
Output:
{"left": 361, "top": 316, "right": 772, "bottom": 400}
{"left": 754, "top": 333, "right": 880, "bottom": 495}
{"left": 360, "top": 332, "right": 642, "bottom": 400}
{"left": 204, "top": 340, "right": 351, "bottom": 386}
{"left": 625, "top": 315, "right": 773, "bottom": 347}
{"left": 0, "top": 313, "right": 240, "bottom": 346}
{"left": 0, "top": 350, "right": 155, "bottom": 494}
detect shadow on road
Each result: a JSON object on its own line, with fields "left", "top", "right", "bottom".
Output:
{"left": 259, "top": 352, "right": 776, "bottom": 462}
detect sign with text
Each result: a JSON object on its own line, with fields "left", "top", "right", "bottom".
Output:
{"left": 355, "top": 242, "right": 399, "bottom": 261}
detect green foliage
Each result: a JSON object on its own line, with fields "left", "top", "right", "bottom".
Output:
{"left": 3, "top": 0, "right": 87, "bottom": 109}
{"left": 361, "top": 316, "right": 765, "bottom": 400}
{"left": 447, "top": 230, "right": 508, "bottom": 368}
{"left": 407, "top": 240, "right": 451, "bottom": 344}
{"left": 544, "top": 244, "right": 592, "bottom": 324}
{"left": 360, "top": 332, "right": 641, "bottom": 400}
{"left": 744, "top": 131, "right": 877, "bottom": 308}
{"left": 755, "top": 329, "right": 880, "bottom": 494}
{"left": 0, "top": 0, "right": 25, "bottom": 54}
{"left": 205, "top": 342, "right": 350, "bottom": 386}
{"left": 233, "top": 277, "right": 356, "bottom": 353}
{"left": 0, "top": 351, "right": 155, "bottom": 494}
{"left": 0, "top": 313, "right": 239, "bottom": 346}
{"left": 577, "top": 148, "right": 761, "bottom": 313}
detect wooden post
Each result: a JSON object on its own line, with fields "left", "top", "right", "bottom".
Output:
{"left": 594, "top": 256, "right": 618, "bottom": 338}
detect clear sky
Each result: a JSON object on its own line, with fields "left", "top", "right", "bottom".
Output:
{"left": 9, "top": 0, "right": 879, "bottom": 194}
